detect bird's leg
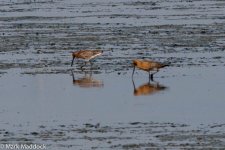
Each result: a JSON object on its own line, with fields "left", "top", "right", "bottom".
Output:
{"left": 132, "top": 66, "right": 135, "bottom": 78}
{"left": 151, "top": 69, "right": 159, "bottom": 80}
{"left": 81, "top": 62, "right": 87, "bottom": 69}
{"left": 90, "top": 61, "right": 93, "bottom": 70}
{"left": 152, "top": 69, "right": 159, "bottom": 75}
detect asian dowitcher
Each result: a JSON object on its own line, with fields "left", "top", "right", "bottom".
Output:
{"left": 71, "top": 50, "right": 103, "bottom": 68}
{"left": 132, "top": 59, "right": 169, "bottom": 80}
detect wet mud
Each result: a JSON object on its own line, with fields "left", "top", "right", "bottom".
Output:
{"left": 0, "top": 0, "right": 225, "bottom": 75}
{"left": 1, "top": 122, "right": 225, "bottom": 149}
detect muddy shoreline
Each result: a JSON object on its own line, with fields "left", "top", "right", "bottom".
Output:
{"left": 0, "top": 0, "right": 225, "bottom": 75}
{"left": 1, "top": 121, "right": 225, "bottom": 149}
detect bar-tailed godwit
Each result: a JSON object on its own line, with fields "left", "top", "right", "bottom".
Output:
{"left": 71, "top": 50, "right": 103, "bottom": 68}
{"left": 132, "top": 59, "right": 168, "bottom": 80}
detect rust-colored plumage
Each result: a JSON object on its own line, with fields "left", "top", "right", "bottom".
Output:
{"left": 71, "top": 50, "right": 103, "bottom": 67}
{"left": 132, "top": 59, "right": 168, "bottom": 79}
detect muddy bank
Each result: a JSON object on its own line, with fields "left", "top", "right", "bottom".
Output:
{"left": 0, "top": 0, "right": 225, "bottom": 75}
{"left": 1, "top": 121, "right": 225, "bottom": 149}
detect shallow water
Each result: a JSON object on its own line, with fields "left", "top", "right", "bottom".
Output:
{"left": 1, "top": 0, "right": 225, "bottom": 149}
{"left": 1, "top": 67, "right": 225, "bottom": 149}
{"left": 1, "top": 66, "right": 225, "bottom": 126}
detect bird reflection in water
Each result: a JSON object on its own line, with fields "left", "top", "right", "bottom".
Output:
{"left": 132, "top": 79, "right": 168, "bottom": 96}
{"left": 71, "top": 71, "right": 104, "bottom": 88}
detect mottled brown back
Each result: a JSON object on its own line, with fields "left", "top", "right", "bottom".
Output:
{"left": 74, "top": 50, "right": 102, "bottom": 60}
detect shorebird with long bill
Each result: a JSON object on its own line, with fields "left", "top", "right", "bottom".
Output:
{"left": 132, "top": 59, "right": 169, "bottom": 80}
{"left": 71, "top": 50, "right": 103, "bottom": 68}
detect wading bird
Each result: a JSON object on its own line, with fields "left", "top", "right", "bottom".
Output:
{"left": 132, "top": 59, "right": 168, "bottom": 80}
{"left": 71, "top": 50, "right": 103, "bottom": 68}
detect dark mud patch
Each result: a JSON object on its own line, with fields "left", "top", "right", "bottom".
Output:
{"left": 0, "top": 0, "right": 225, "bottom": 75}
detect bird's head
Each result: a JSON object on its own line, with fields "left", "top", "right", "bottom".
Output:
{"left": 133, "top": 59, "right": 139, "bottom": 67}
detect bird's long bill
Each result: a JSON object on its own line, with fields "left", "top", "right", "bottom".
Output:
{"left": 132, "top": 66, "right": 135, "bottom": 77}
{"left": 71, "top": 57, "right": 75, "bottom": 67}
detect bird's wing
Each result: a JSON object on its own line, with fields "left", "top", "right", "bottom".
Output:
{"left": 79, "top": 50, "right": 102, "bottom": 60}
{"left": 78, "top": 50, "right": 94, "bottom": 59}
